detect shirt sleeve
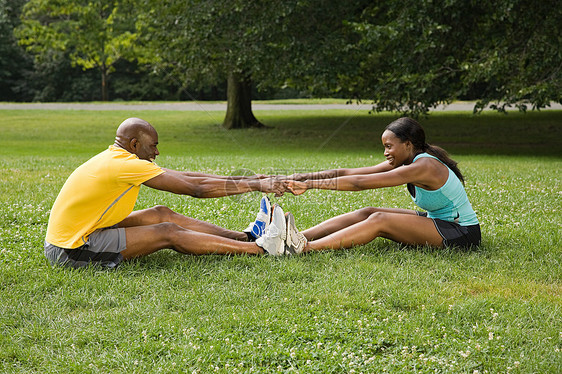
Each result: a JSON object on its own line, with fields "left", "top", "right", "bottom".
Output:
{"left": 118, "top": 158, "right": 165, "bottom": 186}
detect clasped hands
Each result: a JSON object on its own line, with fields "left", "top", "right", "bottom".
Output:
{"left": 257, "top": 174, "right": 308, "bottom": 197}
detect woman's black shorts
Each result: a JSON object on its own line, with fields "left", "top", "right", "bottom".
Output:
{"left": 418, "top": 212, "right": 481, "bottom": 248}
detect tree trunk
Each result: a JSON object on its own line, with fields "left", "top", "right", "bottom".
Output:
{"left": 223, "top": 72, "right": 264, "bottom": 129}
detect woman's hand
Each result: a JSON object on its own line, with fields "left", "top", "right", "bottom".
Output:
{"left": 286, "top": 180, "right": 308, "bottom": 195}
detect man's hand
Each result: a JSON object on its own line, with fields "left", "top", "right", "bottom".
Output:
{"left": 286, "top": 180, "right": 308, "bottom": 195}
{"left": 259, "top": 177, "right": 287, "bottom": 197}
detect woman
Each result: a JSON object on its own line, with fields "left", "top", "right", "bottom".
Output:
{"left": 283, "top": 117, "right": 481, "bottom": 253}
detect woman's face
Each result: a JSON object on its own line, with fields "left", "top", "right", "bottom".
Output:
{"left": 381, "top": 130, "right": 413, "bottom": 167}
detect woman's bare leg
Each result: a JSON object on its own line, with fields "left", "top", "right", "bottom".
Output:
{"left": 304, "top": 211, "right": 443, "bottom": 252}
{"left": 302, "top": 207, "right": 417, "bottom": 240}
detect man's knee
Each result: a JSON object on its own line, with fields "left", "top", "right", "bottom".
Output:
{"left": 149, "top": 205, "right": 177, "bottom": 221}
{"left": 152, "top": 221, "right": 186, "bottom": 244}
{"left": 156, "top": 221, "right": 183, "bottom": 234}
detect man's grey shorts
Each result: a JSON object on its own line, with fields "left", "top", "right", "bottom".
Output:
{"left": 44, "top": 226, "right": 126, "bottom": 269}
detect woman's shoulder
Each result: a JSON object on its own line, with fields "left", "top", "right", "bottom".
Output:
{"left": 413, "top": 153, "right": 448, "bottom": 171}
{"left": 413, "top": 152, "right": 439, "bottom": 162}
{"left": 408, "top": 154, "right": 450, "bottom": 189}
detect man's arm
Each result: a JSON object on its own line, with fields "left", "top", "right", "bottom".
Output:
{"left": 143, "top": 169, "right": 285, "bottom": 197}
{"left": 170, "top": 169, "right": 263, "bottom": 180}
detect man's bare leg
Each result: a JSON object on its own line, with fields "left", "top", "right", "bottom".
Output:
{"left": 120, "top": 222, "right": 263, "bottom": 260}
{"left": 118, "top": 205, "right": 247, "bottom": 241}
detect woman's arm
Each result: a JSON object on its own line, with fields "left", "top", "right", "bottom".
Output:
{"left": 288, "top": 160, "right": 393, "bottom": 181}
{"left": 287, "top": 161, "right": 434, "bottom": 195}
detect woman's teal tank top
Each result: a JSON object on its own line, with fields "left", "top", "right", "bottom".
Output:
{"left": 409, "top": 153, "right": 478, "bottom": 226}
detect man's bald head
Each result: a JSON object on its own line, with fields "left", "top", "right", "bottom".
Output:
{"left": 115, "top": 117, "right": 156, "bottom": 139}
{"left": 114, "top": 118, "right": 160, "bottom": 162}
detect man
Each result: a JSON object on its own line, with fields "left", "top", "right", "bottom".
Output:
{"left": 44, "top": 117, "right": 290, "bottom": 269}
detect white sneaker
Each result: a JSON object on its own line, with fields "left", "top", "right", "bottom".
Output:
{"left": 244, "top": 195, "right": 272, "bottom": 240}
{"left": 256, "top": 204, "right": 286, "bottom": 256}
{"left": 284, "top": 212, "right": 307, "bottom": 255}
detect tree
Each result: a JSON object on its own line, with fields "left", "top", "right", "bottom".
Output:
{"left": 13, "top": 0, "right": 558, "bottom": 116}
{"left": 333, "top": 0, "right": 562, "bottom": 115}
{"left": 138, "top": 0, "right": 281, "bottom": 129}
{"left": 17, "top": 0, "right": 138, "bottom": 101}
{"left": 0, "top": 0, "right": 32, "bottom": 101}
{"left": 138, "top": 0, "right": 368, "bottom": 129}
{"left": 460, "top": 0, "right": 562, "bottom": 112}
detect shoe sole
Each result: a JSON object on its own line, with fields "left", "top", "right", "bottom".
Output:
{"left": 270, "top": 204, "right": 286, "bottom": 256}
{"left": 273, "top": 204, "right": 286, "bottom": 240}
{"left": 285, "top": 212, "right": 305, "bottom": 255}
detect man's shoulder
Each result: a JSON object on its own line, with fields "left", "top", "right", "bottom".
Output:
{"left": 102, "top": 146, "right": 149, "bottom": 168}
{"left": 107, "top": 145, "right": 136, "bottom": 159}
{"left": 84, "top": 145, "right": 163, "bottom": 181}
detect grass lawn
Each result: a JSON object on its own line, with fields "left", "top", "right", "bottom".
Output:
{"left": 0, "top": 108, "right": 560, "bottom": 373}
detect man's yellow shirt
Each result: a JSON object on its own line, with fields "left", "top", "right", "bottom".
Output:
{"left": 46, "top": 145, "right": 164, "bottom": 248}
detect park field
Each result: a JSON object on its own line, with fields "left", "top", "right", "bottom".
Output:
{"left": 0, "top": 108, "right": 561, "bottom": 373}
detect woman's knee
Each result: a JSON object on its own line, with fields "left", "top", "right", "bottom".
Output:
{"left": 356, "top": 207, "right": 379, "bottom": 219}
{"left": 365, "top": 211, "right": 386, "bottom": 224}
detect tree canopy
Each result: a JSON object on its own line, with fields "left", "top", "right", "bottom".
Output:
{"left": 335, "top": 0, "right": 562, "bottom": 115}
{"left": 17, "top": 0, "right": 138, "bottom": 101}
{"left": 5, "top": 0, "right": 561, "bottom": 121}
{"left": 0, "top": 0, "right": 31, "bottom": 101}
{"left": 136, "top": 0, "right": 371, "bottom": 127}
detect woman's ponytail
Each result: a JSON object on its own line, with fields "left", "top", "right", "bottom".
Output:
{"left": 425, "top": 144, "right": 464, "bottom": 184}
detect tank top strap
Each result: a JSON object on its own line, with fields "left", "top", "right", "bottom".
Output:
{"left": 413, "top": 152, "right": 440, "bottom": 163}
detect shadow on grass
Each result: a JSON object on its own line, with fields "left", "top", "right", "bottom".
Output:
{"left": 2, "top": 110, "right": 561, "bottom": 158}
{"left": 254, "top": 111, "right": 562, "bottom": 157}
{"left": 114, "top": 237, "right": 491, "bottom": 272}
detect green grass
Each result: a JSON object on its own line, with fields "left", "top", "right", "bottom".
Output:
{"left": 0, "top": 108, "right": 561, "bottom": 373}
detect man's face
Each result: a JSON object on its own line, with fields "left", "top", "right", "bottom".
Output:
{"left": 134, "top": 130, "right": 160, "bottom": 162}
